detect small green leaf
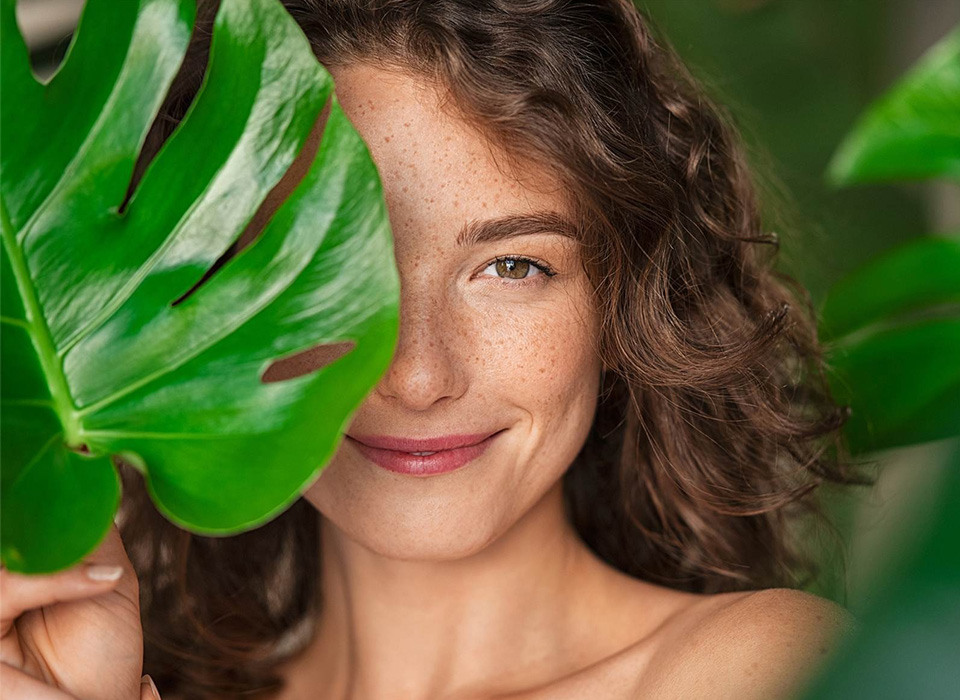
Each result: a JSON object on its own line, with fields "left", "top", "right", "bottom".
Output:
{"left": 818, "top": 236, "right": 960, "bottom": 453}
{"left": 1, "top": 0, "right": 399, "bottom": 573}
{"left": 827, "top": 25, "right": 960, "bottom": 185}
{"left": 819, "top": 236, "right": 960, "bottom": 343}
{"left": 825, "top": 318, "right": 960, "bottom": 453}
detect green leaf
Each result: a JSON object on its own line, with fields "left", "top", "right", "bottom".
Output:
{"left": 819, "top": 236, "right": 960, "bottom": 343}
{"left": 0, "top": 0, "right": 399, "bottom": 573}
{"left": 827, "top": 25, "right": 960, "bottom": 185}
{"left": 824, "top": 318, "right": 960, "bottom": 454}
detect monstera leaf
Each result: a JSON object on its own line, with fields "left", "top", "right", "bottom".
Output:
{"left": 0, "top": 0, "right": 399, "bottom": 574}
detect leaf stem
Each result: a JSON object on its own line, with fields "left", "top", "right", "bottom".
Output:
{"left": 0, "top": 196, "right": 82, "bottom": 447}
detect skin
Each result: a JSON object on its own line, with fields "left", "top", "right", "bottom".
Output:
{"left": 257, "top": 64, "right": 856, "bottom": 700}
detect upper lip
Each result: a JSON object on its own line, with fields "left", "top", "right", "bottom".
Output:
{"left": 346, "top": 430, "right": 501, "bottom": 452}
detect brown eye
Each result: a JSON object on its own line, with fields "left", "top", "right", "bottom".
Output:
{"left": 496, "top": 258, "right": 531, "bottom": 279}
{"left": 479, "top": 255, "right": 555, "bottom": 285}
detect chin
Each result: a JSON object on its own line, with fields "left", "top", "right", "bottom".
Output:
{"left": 343, "top": 520, "right": 500, "bottom": 562}
{"left": 304, "top": 479, "right": 507, "bottom": 562}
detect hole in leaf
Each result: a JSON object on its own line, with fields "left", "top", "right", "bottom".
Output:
{"left": 261, "top": 341, "right": 356, "bottom": 383}
{"left": 19, "top": 0, "right": 81, "bottom": 81}
{"left": 119, "top": 0, "right": 220, "bottom": 216}
{"left": 168, "top": 235, "right": 242, "bottom": 307}
{"left": 169, "top": 100, "right": 332, "bottom": 307}
{"left": 26, "top": 32, "right": 73, "bottom": 81}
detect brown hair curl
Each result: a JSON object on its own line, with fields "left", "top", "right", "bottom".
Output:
{"left": 116, "top": 1, "right": 873, "bottom": 697}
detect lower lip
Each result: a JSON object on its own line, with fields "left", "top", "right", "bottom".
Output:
{"left": 347, "top": 431, "right": 502, "bottom": 476}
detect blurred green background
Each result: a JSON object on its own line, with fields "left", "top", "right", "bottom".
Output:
{"left": 639, "top": 0, "right": 956, "bottom": 301}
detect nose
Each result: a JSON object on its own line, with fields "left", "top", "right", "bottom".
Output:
{"left": 374, "top": 280, "right": 469, "bottom": 411}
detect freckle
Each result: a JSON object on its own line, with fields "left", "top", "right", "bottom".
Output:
{"left": 481, "top": 202, "right": 487, "bottom": 208}
{"left": 404, "top": 122, "right": 411, "bottom": 127}
{"left": 453, "top": 200, "right": 460, "bottom": 208}
{"left": 384, "top": 136, "right": 391, "bottom": 142}
{"left": 538, "top": 368, "right": 545, "bottom": 374}
{"left": 816, "top": 615, "right": 823, "bottom": 621}
{"left": 402, "top": 186, "right": 409, "bottom": 193}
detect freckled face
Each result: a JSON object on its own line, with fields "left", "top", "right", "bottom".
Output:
{"left": 297, "top": 64, "right": 602, "bottom": 559}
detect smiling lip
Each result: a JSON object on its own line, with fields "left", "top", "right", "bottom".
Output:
{"left": 345, "top": 430, "right": 503, "bottom": 476}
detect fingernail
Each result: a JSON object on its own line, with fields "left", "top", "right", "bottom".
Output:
{"left": 84, "top": 564, "right": 123, "bottom": 581}
{"left": 141, "top": 674, "right": 160, "bottom": 700}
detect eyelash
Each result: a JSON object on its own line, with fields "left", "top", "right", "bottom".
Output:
{"left": 480, "top": 255, "right": 558, "bottom": 287}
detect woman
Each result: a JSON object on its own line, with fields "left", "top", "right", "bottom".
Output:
{"left": 1, "top": 1, "right": 873, "bottom": 698}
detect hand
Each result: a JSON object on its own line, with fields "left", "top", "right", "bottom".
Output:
{"left": 1, "top": 523, "right": 159, "bottom": 700}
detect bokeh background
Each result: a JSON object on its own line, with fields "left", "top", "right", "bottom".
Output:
{"left": 15, "top": 0, "right": 960, "bottom": 693}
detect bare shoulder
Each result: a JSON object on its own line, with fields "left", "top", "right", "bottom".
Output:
{"left": 159, "top": 588, "right": 855, "bottom": 700}
{"left": 637, "top": 588, "right": 857, "bottom": 700}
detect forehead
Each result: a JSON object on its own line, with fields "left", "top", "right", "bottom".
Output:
{"left": 327, "top": 62, "right": 575, "bottom": 241}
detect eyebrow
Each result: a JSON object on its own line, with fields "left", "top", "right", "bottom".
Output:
{"left": 456, "top": 211, "right": 581, "bottom": 247}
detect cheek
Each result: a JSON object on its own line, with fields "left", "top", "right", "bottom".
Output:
{"left": 513, "top": 321, "right": 592, "bottom": 411}
{"left": 469, "top": 287, "right": 600, "bottom": 403}
{"left": 466, "top": 286, "right": 601, "bottom": 477}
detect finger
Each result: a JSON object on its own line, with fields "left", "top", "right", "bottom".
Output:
{"left": 0, "top": 663, "right": 80, "bottom": 699}
{"left": 83, "top": 521, "right": 134, "bottom": 570}
{"left": 0, "top": 563, "right": 124, "bottom": 637}
{"left": 141, "top": 674, "right": 161, "bottom": 700}
{"left": 82, "top": 522, "right": 140, "bottom": 601}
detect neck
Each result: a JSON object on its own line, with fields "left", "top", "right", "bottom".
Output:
{"left": 302, "top": 481, "right": 615, "bottom": 700}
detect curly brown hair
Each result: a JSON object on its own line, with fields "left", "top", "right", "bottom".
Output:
{"left": 115, "top": 1, "right": 873, "bottom": 697}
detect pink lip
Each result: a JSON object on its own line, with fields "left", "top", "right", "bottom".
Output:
{"left": 346, "top": 430, "right": 503, "bottom": 476}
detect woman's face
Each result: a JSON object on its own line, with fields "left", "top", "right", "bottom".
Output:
{"left": 295, "top": 63, "right": 602, "bottom": 559}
